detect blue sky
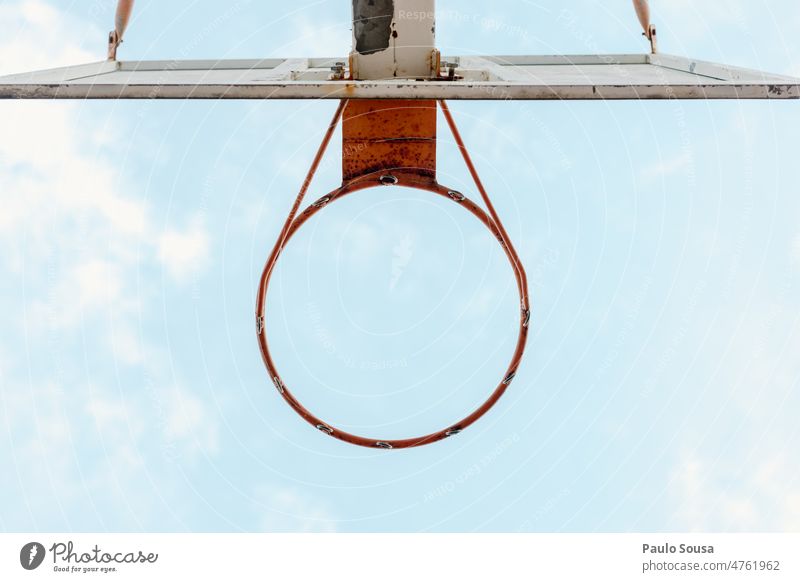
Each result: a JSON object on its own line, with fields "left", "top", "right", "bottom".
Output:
{"left": 1, "top": 0, "right": 799, "bottom": 533}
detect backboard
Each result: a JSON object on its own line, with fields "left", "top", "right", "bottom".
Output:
{"left": 0, "top": 53, "right": 797, "bottom": 101}
{"left": 1, "top": 0, "right": 797, "bottom": 102}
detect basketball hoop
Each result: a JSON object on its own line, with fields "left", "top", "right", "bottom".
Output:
{"left": 1, "top": 0, "right": 795, "bottom": 449}
{"left": 255, "top": 100, "right": 530, "bottom": 449}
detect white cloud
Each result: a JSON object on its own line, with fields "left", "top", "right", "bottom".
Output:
{"left": 671, "top": 452, "right": 800, "bottom": 531}
{"left": 0, "top": 102, "right": 148, "bottom": 248}
{"left": 655, "top": 1, "right": 751, "bottom": 41}
{"left": 109, "top": 324, "right": 146, "bottom": 366}
{"left": 280, "top": 15, "right": 350, "bottom": 58}
{"left": 0, "top": 2, "right": 220, "bottom": 529}
{"left": 0, "top": 3, "right": 211, "bottom": 359}
{"left": 256, "top": 487, "right": 338, "bottom": 532}
{"left": 75, "top": 259, "right": 123, "bottom": 305}
{"left": 0, "top": 0, "right": 97, "bottom": 75}
{"left": 87, "top": 397, "right": 138, "bottom": 432}
{"left": 668, "top": 297, "right": 800, "bottom": 532}
{"left": 163, "top": 386, "right": 220, "bottom": 456}
{"left": 158, "top": 217, "right": 211, "bottom": 282}
{"left": 0, "top": 4, "right": 157, "bottom": 354}
{"left": 639, "top": 152, "right": 691, "bottom": 182}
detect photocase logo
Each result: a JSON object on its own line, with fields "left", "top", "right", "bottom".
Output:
{"left": 20, "top": 542, "right": 46, "bottom": 570}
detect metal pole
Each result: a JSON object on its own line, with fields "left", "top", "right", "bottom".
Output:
{"left": 108, "top": 0, "right": 136, "bottom": 60}
{"left": 632, "top": 0, "right": 658, "bottom": 53}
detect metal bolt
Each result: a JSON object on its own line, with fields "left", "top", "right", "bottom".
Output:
{"left": 330, "top": 62, "right": 346, "bottom": 80}
{"left": 441, "top": 61, "right": 458, "bottom": 79}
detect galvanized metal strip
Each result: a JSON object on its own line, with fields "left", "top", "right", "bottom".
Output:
{"left": 648, "top": 53, "right": 800, "bottom": 84}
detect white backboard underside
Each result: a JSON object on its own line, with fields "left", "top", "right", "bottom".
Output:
{"left": 0, "top": 54, "right": 797, "bottom": 100}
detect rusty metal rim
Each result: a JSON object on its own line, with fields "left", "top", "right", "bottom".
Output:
{"left": 256, "top": 170, "right": 529, "bottom": 450}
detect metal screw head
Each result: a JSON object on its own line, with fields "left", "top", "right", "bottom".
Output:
{"left": 440, "top": 61, "right": 458, "bottom": 79}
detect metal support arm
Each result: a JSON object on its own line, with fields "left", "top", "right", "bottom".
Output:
{"left": 108, "top": 0, "right": 135, "bottom": 60}
{"left": 633, "top": 0, "right": 658, "bottom": 54}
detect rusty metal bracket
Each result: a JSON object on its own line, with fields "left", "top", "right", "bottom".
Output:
{"left": 646, "top": 24, "right": 658, "bottom": 55}
{"left": 342, "top": 100, "right": 437, "bottom": 183}
{"left": 107, "top": 30, "right": 121, "bottom": 61}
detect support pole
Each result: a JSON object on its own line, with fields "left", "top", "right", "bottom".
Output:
{"left": 632, "top": 0, "right": 658, "bottom": 54}
{"left": 108, "top": 0, "right": 135, "bottom": 60}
